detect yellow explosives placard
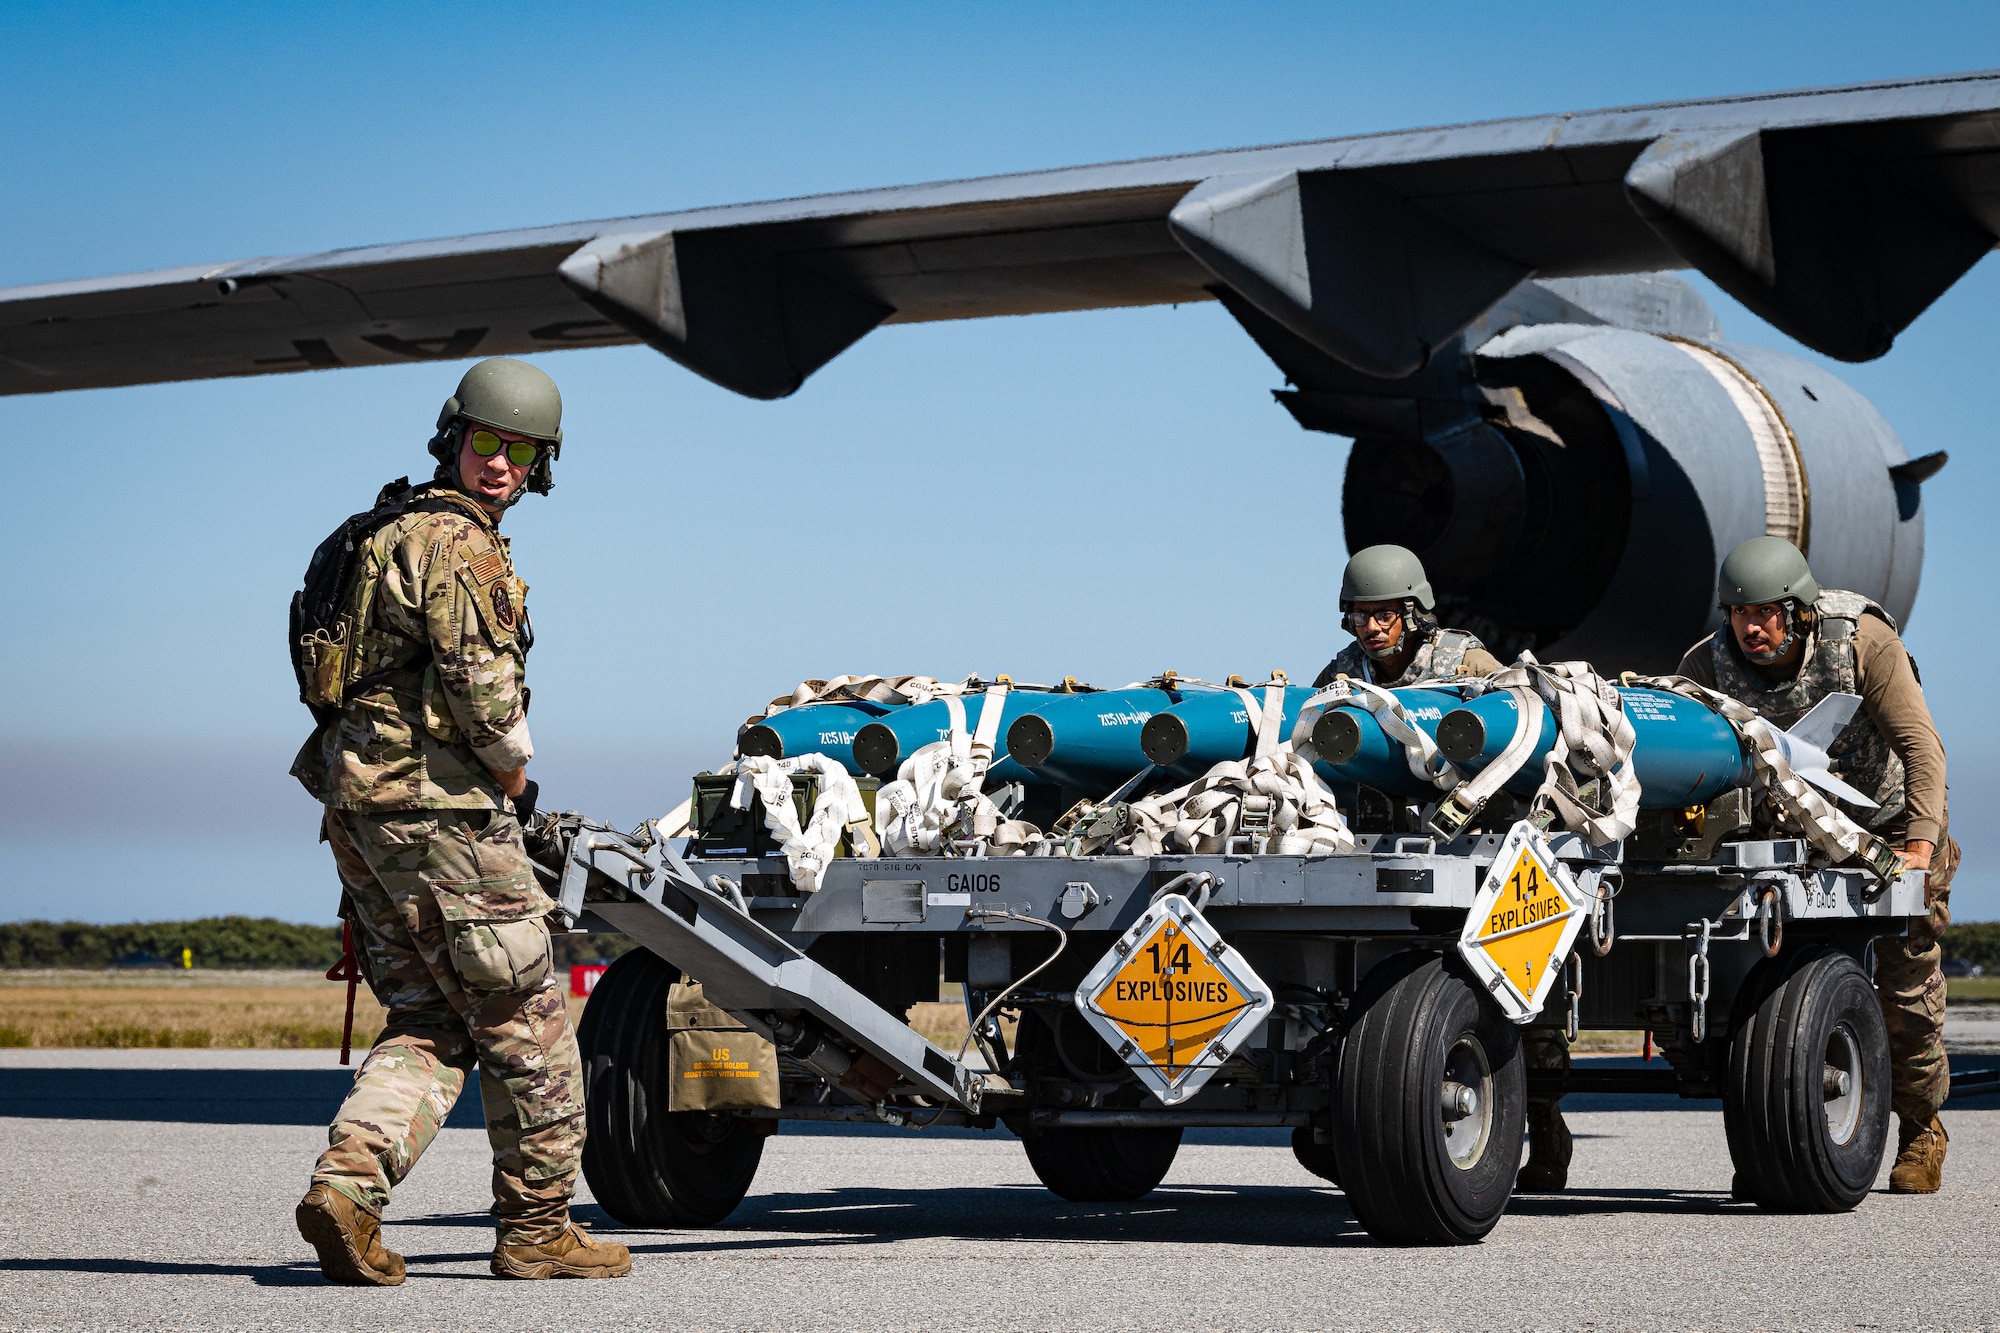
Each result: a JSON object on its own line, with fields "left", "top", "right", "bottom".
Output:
{"left": 1456, "top": 821, "right": 1591, "bottom": 1023}
{"left": 1075, "top": 893, "right": 1274, "bottom": 1105}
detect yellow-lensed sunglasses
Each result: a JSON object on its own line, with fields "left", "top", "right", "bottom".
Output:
{"left": 468, "top": 429, "right": 545, "bottom": 467}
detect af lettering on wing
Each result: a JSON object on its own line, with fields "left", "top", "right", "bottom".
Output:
{"left": 1473, "top": 844, "right": 1577, "bottom": 1001}
{"left": 1091, "top": 916, "right": 1248, "bottom": 1081}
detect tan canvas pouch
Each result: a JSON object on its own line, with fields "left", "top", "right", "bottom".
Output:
{"left": 665, "top": 978, "right": 780, "bottom": 1111}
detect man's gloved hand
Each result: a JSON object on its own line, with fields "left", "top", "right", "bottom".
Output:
{"left": 513, "top": 779, "right": 540, "bottom": 829}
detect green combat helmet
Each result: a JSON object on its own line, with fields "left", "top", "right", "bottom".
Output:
{"left": 1717, "top": 536, "right": 1818, "bottom": 608}
{"left": 427, "top": 357, "right": 565, "bottom": 502}
{"left": 1718, "top": 536, "right": 1819, "bottom": 663}
{"left": 1340, "top": 544, "right": 1435, "bottom": 611}
{"left": 1339, "top": 544, "right": 1437, "bottom": 663}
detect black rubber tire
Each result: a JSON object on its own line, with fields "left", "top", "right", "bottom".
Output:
{"left": 576, "top": 949, "right": 766, "bottom": 1227}
{"left": 1723, "top": 947, "right": 1889, "bottom": 1212}
{"left": 1332, "top": 954, "right": 1525, "bottom": 1244}
{"left": 1290, "top": 1125, "right": 1341, "bottom": 1186}
{"left": 1021, "top": 1126, "right": 1183, "bottom": 1202}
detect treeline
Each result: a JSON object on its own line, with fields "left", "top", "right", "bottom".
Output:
{"left": 1943, "top": 920, "right": 2000, "bottom": 971}
{"left": 0, "top": 917, "right": 637, "bottom": 970}
{"left": 6, "top": 913, "right": 1991, "bottom": 972}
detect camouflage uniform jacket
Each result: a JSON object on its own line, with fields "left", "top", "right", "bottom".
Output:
{"left": 292, "top": 486, "right": 533, "bottom": 811}
{"left": 1676, "top": 589, "right": 1946, "bottom": 845}
{"left": 1313, "top": 629, "right": 1501, "bottom": 689}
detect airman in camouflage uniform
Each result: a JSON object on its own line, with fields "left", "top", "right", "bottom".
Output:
{"left": 1678, "top": 537, "right": 1954, "bottom": 1195}
{"left": 291, "top": 359, "right": 629, "bottom": 1283}
{"left": 1313, "top": 545, "right": 1502, "bottom": 689}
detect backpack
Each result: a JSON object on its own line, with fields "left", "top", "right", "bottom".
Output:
{"left": 290, "top": 477, "right": 461, "bottom": 722}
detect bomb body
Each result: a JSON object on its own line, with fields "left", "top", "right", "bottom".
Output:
{"left": 1434, "top": 687, "right": 1748, "bottom": 807}
{"left": 738, "top": 701, "right": 901, "bottom": 775}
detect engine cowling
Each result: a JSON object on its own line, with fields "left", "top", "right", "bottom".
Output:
{"left": 1236, "top": 276, "right": 1932, "bottom": 673}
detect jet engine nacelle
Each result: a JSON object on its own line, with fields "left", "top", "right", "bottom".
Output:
{"left": 1242, "top": 276, "right": 1939, "bottom": 673}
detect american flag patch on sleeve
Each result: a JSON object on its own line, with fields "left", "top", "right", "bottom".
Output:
{"left": 466, "top": 549, "right": 508, "bottom": 586}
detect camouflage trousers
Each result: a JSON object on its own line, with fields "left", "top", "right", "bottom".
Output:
{"left": 1878, "top": 830, "right": 1958, "bottom": 1123}
{"left": 312, "top": 807, "right": 584, "bottom": 1243}
{"left": 1523, "top": 1026, "right": 1569, "bottom": 1110}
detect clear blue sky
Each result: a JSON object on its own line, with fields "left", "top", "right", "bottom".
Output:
{"left": 3, "top": 2, "right": 1998, "bottom": 924}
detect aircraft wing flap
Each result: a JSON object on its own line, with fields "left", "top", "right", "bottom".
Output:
{"left": 5, "top": 71, "right": 2000, "bottom": 397}
{"left": 0, "top": 244, "right": 632, "bottom": 394}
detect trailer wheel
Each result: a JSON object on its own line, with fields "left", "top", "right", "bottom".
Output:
{"left": 1020, "top": 1126, "right": 1183, "bottom": 1202}
{"left": 576, "top": 949, "right": 766, "bottom": 1227}
{"left": 1332, "top": 953, "right": 1524, "bottom": 1244}
{"left": 1724, "top": 948, "right": 1889, "bottom": 1212}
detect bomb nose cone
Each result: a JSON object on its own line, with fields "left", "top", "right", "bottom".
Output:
{"left": 737, "top": 724, "right": 785, "bottom": 760}
{"left": 1436, "top": 710, "right": 1488, "bottom": 765}
{"left": 852, "top": 722, "right": 901, "bottom": 777}
{"left": 1140, "top": 713, "right": 1190, "bottom": 766}
{"left": 1008, "top": 714, "right": 1056, "bottom": 768}
{"left": 1311, "top": 710, "right": 1365, "bottom": 765}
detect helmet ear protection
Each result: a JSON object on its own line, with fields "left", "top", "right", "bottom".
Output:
{"left": 425, "top": 396, "right": 463, "bottom": 469}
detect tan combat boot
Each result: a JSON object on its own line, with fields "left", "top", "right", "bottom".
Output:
{"left": 295, "top": 1183, "right": 406, "bottom": 1286}
{"left": 491, "top": 1222, "right": 632, "bottom": 1280}
{"left": 1515, "top": 1102, "right": 1573, "bottom": 1192}
{"left": 1889, "top": 1114, "right": 1948, "bottom": 1193}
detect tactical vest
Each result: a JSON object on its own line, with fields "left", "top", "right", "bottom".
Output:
{"left": 1316, "top": 628, "right": 1482, "bottom": 689}
{"left": 322, "top": 489, "right": 529, "bottom": 741}
{"left": 1707, "top": 589, "right": 1907, "bottom": 833}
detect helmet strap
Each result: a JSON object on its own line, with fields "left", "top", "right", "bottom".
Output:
{"left": 1741, "top": 599, "right": 1806, "bottom": 665}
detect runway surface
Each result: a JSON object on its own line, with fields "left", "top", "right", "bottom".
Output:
{"left": 2, "top": 1048, "right": 1997, "bottom": 1332}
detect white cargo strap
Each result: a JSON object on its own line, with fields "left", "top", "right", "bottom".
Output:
{"left": 1632, "top": 674, "right": 1894, "bottom": 871}
{"left": 1528, "top": 661, "right": 1640, "bottom": 845}
{"left": 657, "top": 796, "right": 694, "bottom": 839}
{"left": 1431, "top": 681, "right": 1546, "bottom": 832}
{"left": 1227, "top": 682, "right": 1289, "bottom": 762}
{"left": 875, "top": 742, "right": 962, "bottom": 855}
{"left": 940, "top": 695, "right": 971, "bottom": 760}
{"left": 1451, "top": 657, "right": 1640, "bottom": 846}
{"left": 1120, "top": 750, "right": 1355, "bottom": 857}
{"left": 1292, "top": 677, "right": 1458, "bottom": 789}
{"left": 875, "top": 683, "right": 1014, "bottom": 856}
{"left": 725, "top": 754, "right": 875, "bottom": 893}
{"left": 970, "top": 680, "right": 1010, "bottom": 769}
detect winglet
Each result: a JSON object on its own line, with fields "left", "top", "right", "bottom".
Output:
{"left": 1787, "top": 693, "right": 1860, "bottom": 753}
{"left": 1774, "top": 692, "right": 1876, "bottom": 808}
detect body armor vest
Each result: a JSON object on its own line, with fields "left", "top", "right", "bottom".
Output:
{"left": 1317, "top": 628, "right": 1482, "bottom": 689}
{"left": 1707, "top": 589, "right": 1907, "bottom": 833}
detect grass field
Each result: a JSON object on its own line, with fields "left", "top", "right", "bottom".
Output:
{"left": 0, "top": 971, "right": 983, "bottom": 1050}
{"left": 2, "top": 969, "right": 1987, "bottom": 1051}
{"left": 0, "top": 970, "right": 591, "bottom": 1049}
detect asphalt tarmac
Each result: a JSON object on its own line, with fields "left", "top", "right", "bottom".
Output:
{"left": 2, "top": 1048, "right": 1997, "bottom": 1332}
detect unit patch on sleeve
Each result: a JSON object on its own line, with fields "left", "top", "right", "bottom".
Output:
{"left": 491, "top": 583, "right": 518, "bottom": 631}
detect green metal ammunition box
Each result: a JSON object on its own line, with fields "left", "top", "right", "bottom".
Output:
{"left": 689, "top": 771, "right": 879, "bottom": 858}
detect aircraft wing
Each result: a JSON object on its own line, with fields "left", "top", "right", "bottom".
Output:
{"left": 5, "top": 69, "right": 1999, "bottom": 400}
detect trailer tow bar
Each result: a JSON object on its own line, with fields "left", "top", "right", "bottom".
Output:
{"left": 553, "top": 819, "right": 1014, "bottom": 1115}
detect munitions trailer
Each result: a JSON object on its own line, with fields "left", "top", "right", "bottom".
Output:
{"left": 542, "top": 799, "right": 1923, "bottom": 1245}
